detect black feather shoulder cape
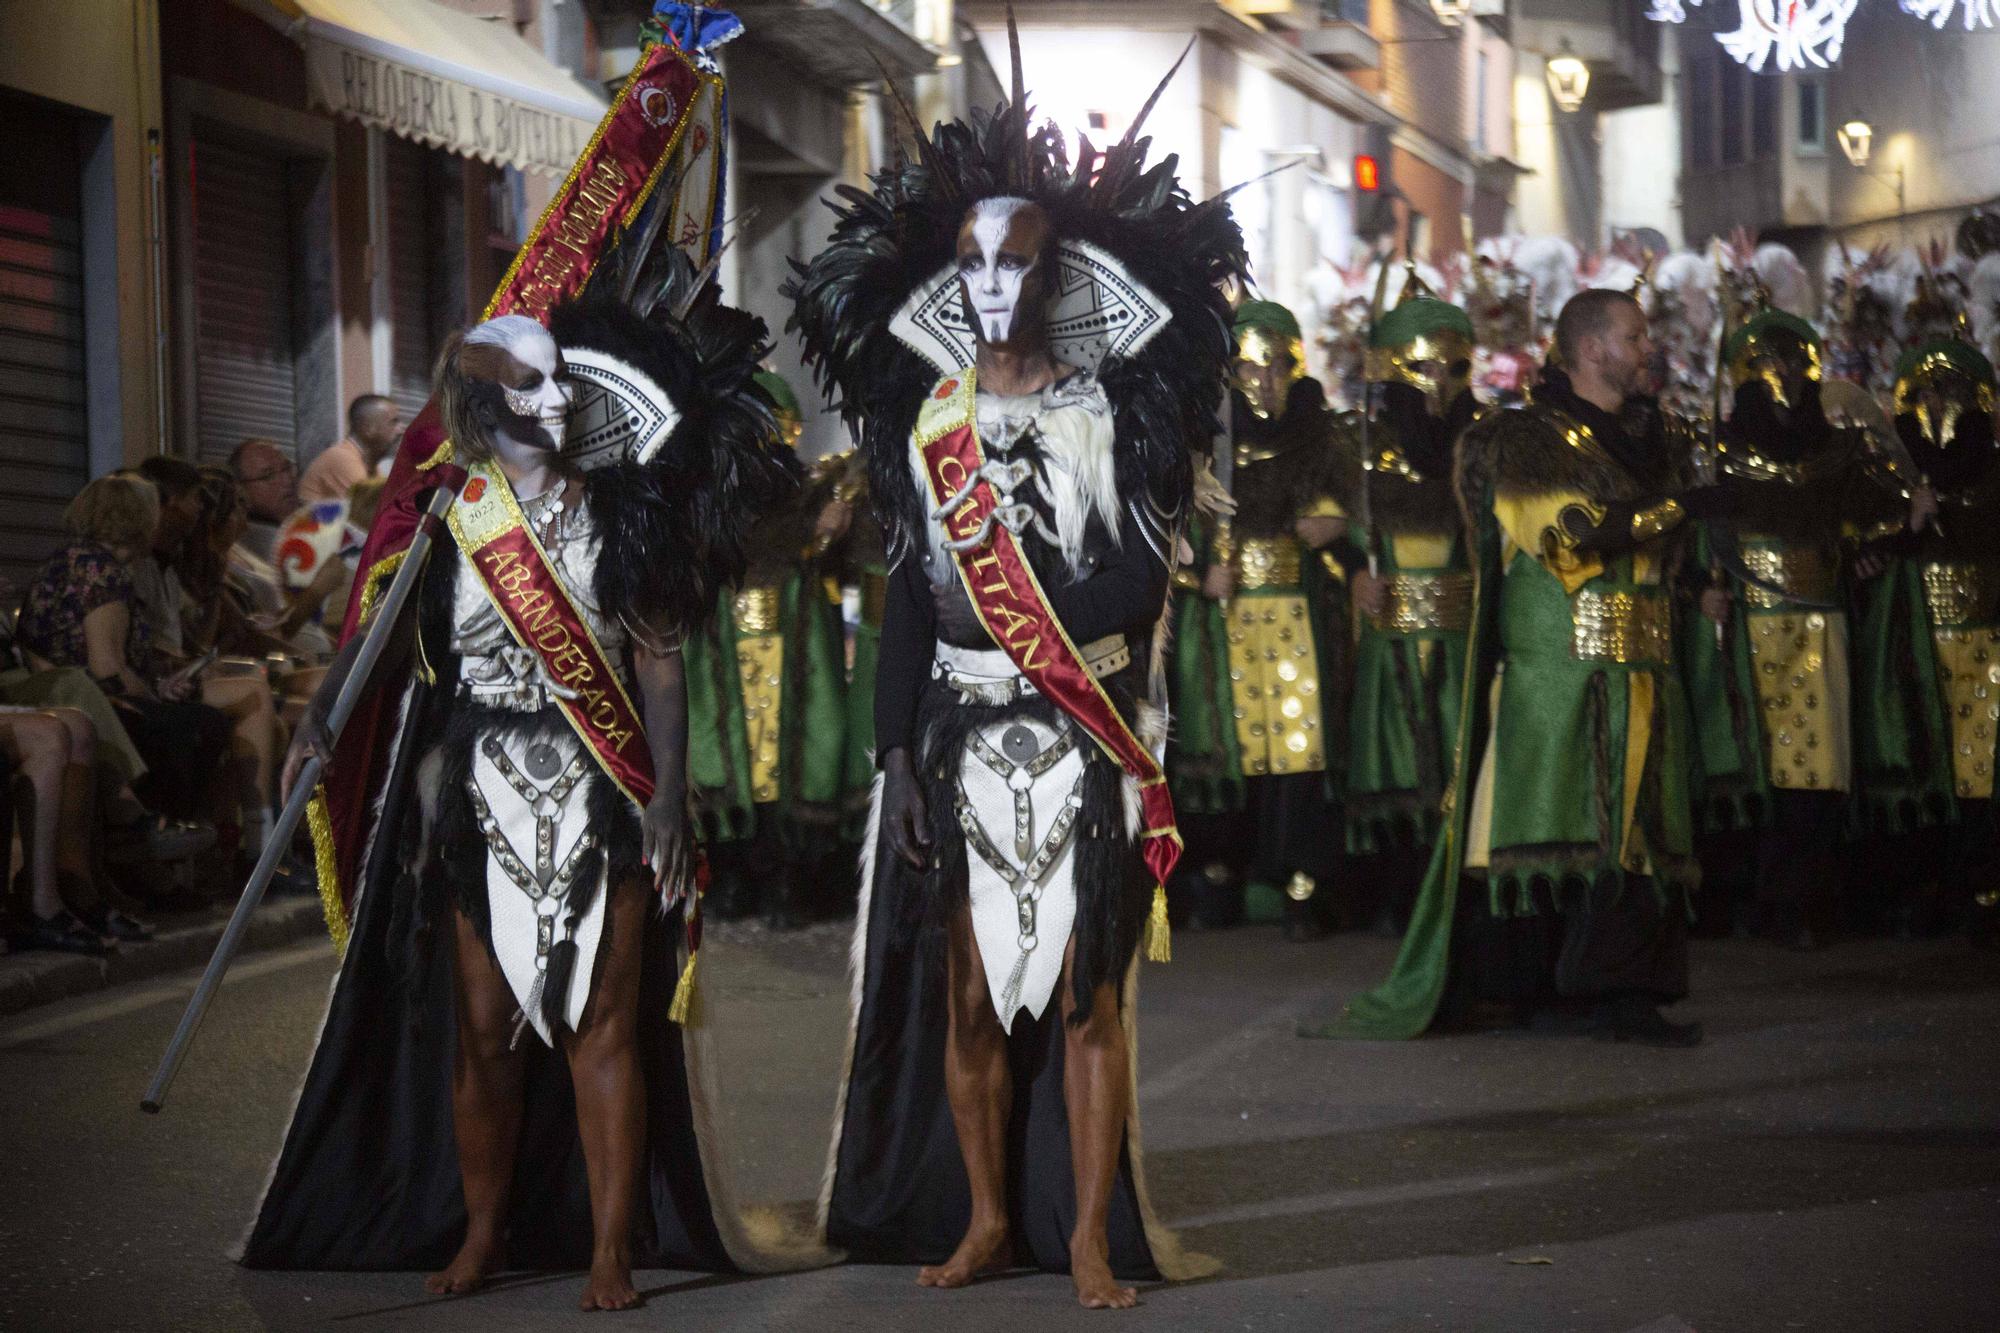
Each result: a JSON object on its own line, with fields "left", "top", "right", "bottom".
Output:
{"left": 784, "top": 102, "right": 1246, "bottom": 555}
{"left": 549, "top": 285, "right": 800, "bottom": 641}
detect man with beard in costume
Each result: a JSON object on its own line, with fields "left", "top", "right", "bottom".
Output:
{"left": 243, "top": 268, "right": 807, "bottom": 1306}
{"left": 1683, "top": 307, "right": 1932, "bottom": 950}
{"left": 1854, "top": 334, "right": 1998, "bottom": 940}
{"left": 789, "top": 33, "right": 1239, "bottom": 1307}
{"left": 1167, "top": 299, "right": 1349, "bottom": 940}
{"left": 1339, "top": 280, "right": 1479, "bottom": 935}
{"left": 1317, "top": 288, "right": 1713, "bottom": 1046}
{"left": 683, "top": 369, "right": 851, "bottom": 929}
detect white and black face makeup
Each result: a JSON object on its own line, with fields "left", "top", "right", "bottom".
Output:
{"left": 955, "top": 197, "right": 1051, "bottom": 349}
{"left": 464, "top": 315, "right": 573, "bottom": 455}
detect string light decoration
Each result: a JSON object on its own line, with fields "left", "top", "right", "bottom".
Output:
{"left": 1647, "top": 0, "right": 1862, "bottom": 72}
{"left": 1900, "top": 0, "right": 1999, "bottom": 28}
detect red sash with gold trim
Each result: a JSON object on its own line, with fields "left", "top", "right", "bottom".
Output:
{"left": 447, "top": 460, "right": 654, "bottom": 807}
{"left": 915, "top": 371, "right": 1182, "bottom": 892}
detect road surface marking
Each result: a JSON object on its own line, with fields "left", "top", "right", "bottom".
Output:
{"left": 0, "top": 941, "right": 330, "bottom": 1047}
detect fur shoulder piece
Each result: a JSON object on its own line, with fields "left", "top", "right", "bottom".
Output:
{"left": 1326, "top": 412, "right": 1462, "bottom": 535}
{"left": 1458, "top": 400, "right": 1650, "bottom": 522}
{"left": 784, "top": 99, "right": 1246, "bottom": 554}
{"left": 552, "top": 286, "right": 801, "bottom": 640}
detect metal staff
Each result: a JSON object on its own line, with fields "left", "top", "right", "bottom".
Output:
{"left": 1357, "top": 253, "right": 1397, "bottom": 577}
{"left": 140, "top": 483, "right": 458, "bottom": 1114}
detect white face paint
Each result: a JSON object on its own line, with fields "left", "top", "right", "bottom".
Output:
{"left": 468, "top": 314, "right": 573, "bottom": 451}
{"left": 959, "top": 197, "right": 1037, "bottom": 345}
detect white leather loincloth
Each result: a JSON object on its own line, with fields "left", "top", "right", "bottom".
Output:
{"left": 942, "top": 644, "right": 1089, "bottom": 1032}
{"left": 466, "top": 727, "right": 609, "bottom": 1047}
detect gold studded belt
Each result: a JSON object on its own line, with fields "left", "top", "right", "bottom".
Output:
{"left": 1922, "top": 561, "right": 2000, "bottom": 628}
{"left": 732, "top": 584, "right": 783, "bottom": 634}
{"left": 859, "top": 569, "right": 888, "bottom": 627}
{"left": 1235, "top": 536, "right": 1303, "bottom": 590}
{"left": 1739, "top": 542, "right": 1838, "bottom": 609}
{"left": 1372, "top": 571, "right": 1474, "bottom": 633}
{"left": 1571, "top": 586, "right": 1672, "bottom": 665}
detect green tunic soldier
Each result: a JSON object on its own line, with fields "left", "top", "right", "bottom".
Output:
{"left": 1317, "top": 289, "right": 1709, "bottom": 1045}
{"left": 684, "top": 371, "right": 851, "bottom": 927}
{"left": 1681, "top": 310, "right": 1921, "bottom": 948}
{"left": 1340, "top": 285, "right": 1479, "bottom": 931}
{"left": 1167, "top": 300, "right": 1350, "bottom": 939}
{"left": 1857, "top": 336, "right": 1996, "bottom": 938}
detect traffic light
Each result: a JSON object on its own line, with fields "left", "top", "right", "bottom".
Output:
{"left": 1351, "top": 127, "right": 1397, "bottom": 240}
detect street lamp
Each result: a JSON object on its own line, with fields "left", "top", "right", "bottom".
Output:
{"left": 1835, "top": 112, "right": 1906, "bottom": 220}
{"left": 1546, "top": 42, "right": 1590, "bottom": 114}
{"left": 1836, "top": 116, "right": 1873, "bottom": 167}
{"left": 1429, "top": 0, "right": 1471, "bottom": 24}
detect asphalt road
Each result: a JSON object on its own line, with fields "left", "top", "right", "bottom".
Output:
{"left": 1, "top": 920, "right": 1996, "bottom": 1332}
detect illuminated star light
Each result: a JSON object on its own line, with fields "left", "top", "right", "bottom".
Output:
{"left": 1900, "top": 0, "right": 2000, "bottom": 29}
{"left": 1714, "top": 0, "right": 1861, "bottom": 72}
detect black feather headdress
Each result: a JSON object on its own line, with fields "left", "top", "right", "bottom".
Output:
{"left": 551, "top": 250, "right": 801, "bottom": 641}
{"left": 784, "top": 36, "right": 1245, "bottom": 554}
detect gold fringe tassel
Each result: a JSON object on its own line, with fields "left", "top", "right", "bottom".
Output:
{"left": 305, "top": 786, "right": 349, "bottom": 956}
{"left": 1143, "top": 884, "right": 1171, "bottom": 963}
{"left": 669, "top": 950, "right": 699, "bottom": 1026}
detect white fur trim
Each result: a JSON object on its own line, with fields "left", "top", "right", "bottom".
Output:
{"left": 816, "top": 768, "right": 883, "bottom": 1233}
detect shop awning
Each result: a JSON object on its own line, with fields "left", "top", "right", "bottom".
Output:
{"left": 267, "top": 0, "right": 608, "bottom": 176}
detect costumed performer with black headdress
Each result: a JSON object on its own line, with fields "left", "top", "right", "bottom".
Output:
{"left": 240, "top": 11, "right": 822, "bottom": 1311}
{"left": 787, "top": 15, "right": 1241, "bottom": 1309}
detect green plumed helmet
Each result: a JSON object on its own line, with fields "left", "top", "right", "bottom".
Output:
{"left": 1895, "top": 337, "right": 1996, "bottom": 390}
{"left": 1724, "top": 308, "right": 1822, "bottom": 366}
{"left": 1233, "top": 299, "right": 1303, "bottom": 341}
{"left": 1370, "top": 296, "right": 1473, "bottom": 350}
{"left": 753, "top": 369, "right": 801, "bottom": 420}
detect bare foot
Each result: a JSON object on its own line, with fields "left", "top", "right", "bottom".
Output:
{"left": 425, "top": 1228, "right": 504, "bottom": 1296}
{"left": 916, "top": 1217, "right": 1009, "bottom": 1290}
{"left": 1071, "top": 1240, "right": 1138, "bottom": 1310}
{"left": 579, "top": 1250, "right": 640, "bottom": 1312}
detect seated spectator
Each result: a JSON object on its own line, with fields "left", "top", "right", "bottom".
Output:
{"left": 198, "top": 466, "right": 334, "bottom": 661}
{"left": 299, "top": 394, "right": 401, "bottom": 503}
{"left": 125, "top": 463, "right": 294, "bottom": 867}
{"left": 14, "top": 474, "right": 235, "bottom": 836}
{"left": 228, "top": 438, "right": 299, "bottom": 564}
{"left": 0, "top": 583, "right": 212, "bottom": 871}
{"left": 1, "top": 703, "right": 151, "bottom": 954}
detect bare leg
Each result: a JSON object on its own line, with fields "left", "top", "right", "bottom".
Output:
{"left": 918, "top": 903, "right": 1013, "bottom": 1289}
{"left": 560, "top": 877, "right": 648, "bottom": 1312}
{"left": 1058, "top": 939, "right": 1137, "bottom": 1310}
{"left": 0, "top": 712, "right": 73, "bottom": 921}
{"left": 201, "top": 673, "right": 284, "bottom": 819}
{"left": 426, "top": 906, "right": 527, "bottom": 1296}
{"left": 50, "top": 709, "right": 102, "bottom": 912}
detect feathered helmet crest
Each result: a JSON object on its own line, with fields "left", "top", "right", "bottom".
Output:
{"left": 785, "top": 5, "right": 1247, "bottom": 549}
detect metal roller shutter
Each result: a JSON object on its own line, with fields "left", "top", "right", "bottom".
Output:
{"left": 385, "top": 138, "right": 442, "bottom": 425}
{"left": 0, "top": 102, "right": 90, "bottom": 592}
{"left": 191, "top": 137, "right": 298, "bottom": 465}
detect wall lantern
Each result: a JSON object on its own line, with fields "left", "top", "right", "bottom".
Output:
{"left": 1836, "top": 115, "right": 1874, "bottom": 167}
{"left": 1546, "top": 41, "right": 1590, "bottom": 113}
{"left": 1429, "top": 0, "right": 1472, "bottom": 25}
